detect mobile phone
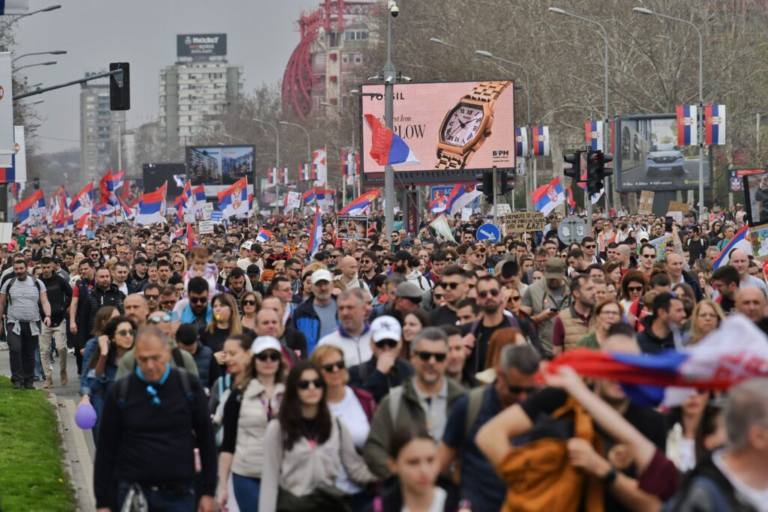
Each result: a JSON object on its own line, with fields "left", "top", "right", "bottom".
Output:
{"left": 549, "top": 307, "right": 558, "bottom": 312}
{"left": 665, "top": 216, "right": 674, "bottom": 233}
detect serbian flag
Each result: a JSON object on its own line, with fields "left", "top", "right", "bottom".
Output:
{"left": 532, "top": 125, "right": 550, "bottom": 156}
{"left": 218, "top": 177, "right": 249, "bottom": 219}
{"left": 705, "top": 105, "right": 726, "bottom": 145}
{"left": 256, "top": 228, "right": 273, "bottom": 243}
{"left": 76, "top": 214, "right": 91, "bottom": 236}
{"left": 677, "top": 105, "right": 698, "bottom": 146}
{"left": 544, "top": 315, "right": 768, "bottom": 406}
{"left": 313, "top": 148, "right": 327, "bottom": 185}
{"left": 299, "top": 163, "right": 315, "bottom": 182}
{"left": 13, "top": 189, "right": 43, "bottom": 225}
{"left": 279, "top": 167, "right": 289, "bottom": 185}
{"left": 364, "top": 114, "right": 420, "bottom": 167}
{"left": 170, "top": 226, "right": 184, "bottom": 243}
{"left": 308, "top": 206, "right": 322, "bottom": 256}
{"left": 54, "top": 216, "right": 73, "bottom": 233}
{"left": 118, "top": 197, "right": 133, "bottom": 219}
{"left": 516, "top": 127, "right": 528, "bottom": 158}
{"left": 267, "top": 168, "right": 277, "bottom": 186}
{"left": 532, "top": 176, "right": 565, "bottom": 216}
{"left": 303, "top": 187, "right": 318, "bottom": 204}
{"left": 429, "top": 194, "right": 448, "bottom": 214}
{"left": 186, "top": 222, "right": 198, "bottom": 250}
{"left": 135, "top": 183, "right": 167, "bottom": 225}
{"left": 340, "top": 189, "right": 380, "bottom": 215}
{"left": 446, "top": 184, "right": 482, "bottom": 216}
{"left": 713, "top": 225, "right": 751, "bottom": 269}
{"left": 70, "top": 182, "right": 94, "bottom": 221}
{"left": 566, "top": 184, "right": 576, "bottom": 213}
{"left": 585, "top": 121, "right": 604, "bottom": 151}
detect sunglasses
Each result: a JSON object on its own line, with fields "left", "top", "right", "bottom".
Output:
{"left": 297, "top": 379, "right": 325, "bottom": 390}
{"left": 375, "top": 339, "right": 399, "bottom": 349}
{"left": 445, "top": 258, "right": 456, "bottom": 263}
{"left": 116, "top": 329, "right": 136, "bottom": 337}
{"left": 415, "top": 351, "right": 447, "bottom": 363}
{"left": 149, "top": 314, "right": 172, "bottom": 324}
{"left": 642, "top": 254, "right": 656, "bottom": 259}
{"left": 510, "top": 295, "right": 521, "bottom": 302}
{"left": 584, "top": 244, "right": 596, "bottom": 249}
{"left": 628, "top": 286, "right": 644, "bottom": 292}
{"left": 322, "top": 360, "right": 345, "bottom": 372}
{"left": 161, "top": 300, "right": 176, "bottom": 308}
{"left": 508, "top": 385, "right": 538, "bottom": 395}
{"left": 473, "top": 249, "right": 487, "bottom": 255}
{"left": 243, "top": 300, "right": 257, "bottom": 306}
{"left": 256, "top": 352, "right": 281, "bottom": 362}
{"left": 477, "top": 289, "right": 501, "bottom": 299}
{"left": 144, "top": 294, "right": 159, "bottom": 300}
{"left": 173, "top": 261, "right": 184, "bottom": 266}
{"left": 443, "top": 282, "right": 461, "bottom": 290}
{"left": 190, "top": 297, "right": 208, "bottom": 304}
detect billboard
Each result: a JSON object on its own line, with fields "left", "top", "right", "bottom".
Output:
{"left": 614, "top": 114, "right": 713, "bottom": 192}
{"left": 143, "top": 163, "right": 185, "bottom": 199}
{"left": 177, "top": 34, "right": 227, "bottom": 59}
{"left": 730, "top": 168, "right": 765, "bottom": 192}
{"left": 186, "top": 145, "right": 255, "bottom": 196}
{"left": 359, "top": 80, "right": 515, "bottom": 186}
{"left": 744, "top": 171, "right": 768, "bottom": 227}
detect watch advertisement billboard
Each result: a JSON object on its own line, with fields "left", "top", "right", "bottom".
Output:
{"left": 177, "top": 34, "right": 227, "bottom": 59}
{"left": 614, "top": 114, "right": 713, "bottom": 192}
{"left": 186, "top": 145, "right": 255, "bottom": 196}
{"left": 143, "top": 163, "right": 186, "bottom": 200}
{"left": 359, "top": 80, "right": 515, "bottom": 185}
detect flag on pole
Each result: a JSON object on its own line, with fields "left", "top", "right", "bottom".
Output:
{"left": 135, "top": 182, "right": 168, "bottom": 225}
{"left": 705, "top": 105, "right": 726, "bottom": 145}
{"left": 677, "top": 105, "right": 698, "bottom": 146}
{"left": 364, "top": 114, "right": 420, "bottom": 167}
{"left": 585, "top": 121, "right": 604, "bottom": 151}
{"left": 13, "top": 189, "right": 43, "bottom": 225}
{"left": 713, "top": 225, "right": 751, "bottom": 269}
{"left": 0, "top": 126, "right": 27, "bottom": 183}
{"left": 532, "top": 176, "right": 565, "bottom": 216}
{"left": 217, "top": 177, "right": 249, "bottom": 219}
{"left": 299, "top": 163, "right": 315, "bottom": 182}
{"left": 76, "top": 214, "right": 91, "bottom": 236}
{"left": 567, "top": 184, "right": 576, "bottom": 213}
{"left": 256, "top": 228, "right": 273, "bottom": 243}
{"left": 515, "top": 127, "right": 528, "bottom": 158}
{"left": 429, "top": 194, "right": 448, "bottom": 214}
{"left": 339, "top": 190, "right": 380, "bottom": 215}
{"left": 532, "top": 126, "right": 550, "bottom": 156}
{"left": 313, "top": 148, "right": 327, "bottom": 185}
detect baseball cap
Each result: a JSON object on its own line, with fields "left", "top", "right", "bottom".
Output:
{"left": 395, "top": 281, "right": 422, "bottom": 300}
{"left": 544, "top": 257, "right": 566, "bottom": 279}
{"left": 246, "top": 264, "right": 261, "bottom": 276}
{"left": 370, "top": 316, "right": 402, "bottom": 343}
{"left": 311, "top": 269, "right": 333, "bottom": 284}
{"left": 134, "top": 256, "right": 148, "bottom": 265}
{"left": 241, "top": 241, "right": 253, "bottom": 251}
{"left": 251, "top": 336, "right": 282, "bottom": 355}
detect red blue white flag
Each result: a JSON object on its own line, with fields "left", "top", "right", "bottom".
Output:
{"left": 70, "top": 182, "right": 94, "bottom": 221}
{"left": 340, "top": 190, "right": 380, "bottom": 215}
{"left": 677, "top": 105, "right": 698, "bottom": 146}
{"left": 364, "top": 114, "right": 420, "bottom": 167}
{"left": 705, "top": 105, "right": 726, "bottom": 145}
{"left": 217, "top": 177, "right": 249, "bottom": 219}
{"left": 585, "top": 121, "right": 604, "bottom": 151}
{"left": 532, "top": 125, "right": 550, "bottom": 156}
{"left": 515, "top": 127, "right": 528, "bottom": 158}
{"left": 532, "top": 176, "right": 565, "bottom": 216}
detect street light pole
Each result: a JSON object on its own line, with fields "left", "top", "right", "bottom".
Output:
{"left": 254, "top": 118, "right": 280, "bottom": 209}
{"left": 14, "top": 61, "right": 56, "bottom": 72}
{"left": 634, "top": 7, "right": 704, "bottom": 219}
{"left": 0, "top": 5, "right": 62, "bottom": 40}
{"left": 549, "top": 7, "right": 611, "bottom": 218}
{"left": 12, "top": 50, "right": 66, "bottom": 63}
{"left": 383, "top": 2, "right": 397, "bottom": 245}
{"left": 278, "top": 121, "right": 311, "bottom": 162}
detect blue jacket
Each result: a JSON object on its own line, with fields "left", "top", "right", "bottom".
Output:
{"left": 291, "top": 295, "right": 336, "bottom": 356}
{"left": 80, "top": 337, "right": 119, "bottom": 440}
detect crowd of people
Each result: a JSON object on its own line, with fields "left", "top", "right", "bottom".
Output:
{"left": 2, "top": 206, "right": 768, "bottom": 512}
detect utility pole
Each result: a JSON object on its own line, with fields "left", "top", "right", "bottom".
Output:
{"left": 383, "top": 2, "right": 397, "bottom": 245}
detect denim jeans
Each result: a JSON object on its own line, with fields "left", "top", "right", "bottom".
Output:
{"left": 117, "top": 481, "right": 195, "bottom": 512}
{"left": 232, "top": 473, "right": 260, "bottom": 512}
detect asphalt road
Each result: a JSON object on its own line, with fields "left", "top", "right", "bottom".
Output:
{"left": 619, "top": 158, "right": 711, "bottom": 190}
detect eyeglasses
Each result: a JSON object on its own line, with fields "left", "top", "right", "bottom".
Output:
{"left": 190, "top": 296, "right": 208, "bottom": 304}
{"left": 243, "top": 300, "right": 257, "bottom": 306}
{"left": 374, "top": 339, "right": 399, "bottom": 349}
{"left": 297, "top": 378, "right": 325, "bottom": 390}
{"left": 289, "top": 267, "right": 302, "bottom": 272}
{"left": 507, "top": 385, "right": 538, "bottom": 395}
{"left": 256, "top": 352, "right": 281, "bottom": 362}
{"left": 144, "top": 294, "right": 159, "bottom": 301}
{"left": 642, "top": 254, "right": 656, "bottom": 259}
{"left": 628, "top": 286, "right": 644, "bottom": 292}
{"left": 361, "top": 259, "right": 373, "bottom": 264}
{"left": 415, "top": 351, "right": 447, "bottom": 363}
{"left": 443, "top": 282, "right": 462, "bottom": 290}
{"left": 322, "top": 360, "right": 345, "bottom": 372}
{"left": 434, "top": 294, "right": 444, "bottom": 300}
{"left": 477, "top": 289, "right": 501, "bottom": 299}
{"left": 161, "top": 300, "right": 176, "bottom": 309}
{"left": 149, "top": 314, "right": 171, "bottom": 324}
{"left": 116, "top": 328, "right": 136, "bottom": 337}
{"left": 445, "top": 258, "right": 455, "bottom": 263}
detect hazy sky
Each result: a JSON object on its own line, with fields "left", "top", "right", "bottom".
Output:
{"left": 14, "top": 0, "right": 316, "bottom": 153}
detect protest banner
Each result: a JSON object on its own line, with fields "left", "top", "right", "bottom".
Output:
{"left": 504, "top": 212, "right": 546, "bottom": 233}
{"left": 336, "top": 215, "right": 369, "bottom": 240}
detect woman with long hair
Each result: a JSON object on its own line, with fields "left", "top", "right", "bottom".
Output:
{"left": 576, "top": 299, "right": 624, "bottom": 350}
{"left": 401, "top": 309, "right": 431, "bottom": 360}
{"left": 172, "top": 253, "right": 188, "bottom": 276}
{"left": 240, "top": 291, "right": 261, "bottom": 332}
{"left": 218, "top": 336, "right": 287, "bottom": 512}
{"left": 300, "top": 270, "right": 315, "bottom": 302}
{"left": 199, "top": 293, "right": 254, "bottom": 371}
{"left": 366, "top": 425, "right": 461, "bottom": 512}
{"left": 259, "top": 361, "right": 376, "bottom": 512}
{"left": 604, "top": 262, "right": 622, "bottom": 292}
{"left": 210, "top": 335, "right": 252, "bottom": 442}
{"left": 311, "top": 345, "right": 376, "bottom": 511}
{"left": 620, "top": 270, "right": 647, "bottom": 328}
{"left": 687, "top": 300, "right": 724, "bottom": 346}
{"left": 79, "top": 315, "right": 137, "bottom": 440}
{"left": 665, "top": 390, "right": 716, "bottom": 473}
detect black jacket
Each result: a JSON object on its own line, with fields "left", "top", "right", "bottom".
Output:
{"left": 281, "top": 326, "right": 308, "bottom": 360}
{"left": 637, "top": 315, "right": 676, "bottom": 354}
{"left": 40, "top": 274, "right": 72, "bottom": 326}
{"left": 348, "top": 356, "right": 414, "bottom": 404}
{"left": 128, "top": 271, "right": 147, "bottom": 294}
{"left": 87, "top": 284, "right": 125, "bottom": 334}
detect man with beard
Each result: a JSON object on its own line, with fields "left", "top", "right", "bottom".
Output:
{"left": 712, "top": 265, "right": 739, "bottom": 315}
{"left": 393, "top": 250, "right": 432, "bottom": 306}
{"left": 428, "top": 251, "right": 449, "bottom": 286}
{"left": 359, "top": 251, "right": 379, "bottom": 290}
{"left": 551, "top": 275, "right": 596, "bottom": 355}
{"left": 38, "top": 257, "right": 72, "bottom": 388}
{"left": 430, "top": 265, "right": 467, "bottom": 327}
{"left": 176, "top": 277, "right": 212, "bottom": 332}
{"left": 86, "top": 268, "right": 126, "bottom": 334}
{"left": 291, "top": 269, "right": 337, "bottom": 355}
{"left": 128, "top": 256, "right": 148, "bottom": 293}
{"left": 521, "top": 258, "right": 572, "bottom": 357}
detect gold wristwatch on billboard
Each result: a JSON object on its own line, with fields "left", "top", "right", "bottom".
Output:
{"left": 434, "top": 80, "right": 511, "bottom": 170}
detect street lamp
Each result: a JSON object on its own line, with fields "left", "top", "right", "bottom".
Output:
{"left": 634, "top": 6, "right": 705, "bottom": 218}
{"left": 430, "top": 37, "right": 483, "bottom": 80}
{"left": 279, "top": 121, "right": 311, "bottom": 162}
{"left": 0, "top": 5, "right": 62, "bottom": 39}
{"left": 13, "top": 50, "right": 66, "bottom": 63}
{"left": 15, "top": 61, "right": 56, "bottom": 72}
{"left": 549, "top": 7, "right": 612, "bottom": 215}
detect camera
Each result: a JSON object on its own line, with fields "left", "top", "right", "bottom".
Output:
{"left": 388, "top": 0, "right": 399, "bottom": 17}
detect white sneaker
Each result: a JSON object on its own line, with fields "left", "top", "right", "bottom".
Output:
{"left": 0, "top": 342, "right": 8, "bottom": 351}
{"left": 67, "top": 348, "right": 74, "bottom": 355}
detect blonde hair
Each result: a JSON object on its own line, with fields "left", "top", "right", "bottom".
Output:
{"left": 309, "top": 345, "right": 348, "bottom": 385}
{"left": 690, "top": 300, "right": 725, "bottom": 344}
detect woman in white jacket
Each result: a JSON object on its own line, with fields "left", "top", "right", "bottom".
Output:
{"left": 218, "top": 336, "right": 287, "bottom": 512}
{"left": 259, "top": 361, "right": 377, "bottom": 512}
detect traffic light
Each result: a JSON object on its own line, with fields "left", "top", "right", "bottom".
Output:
{"left": 563, "top": 151, "right": 582, "bottom": 182}
{"left": 585, "top": 149, "right": 614, "bottom": 195}
{"left": 501, "top": 171, "right": 515, "bottom": 194}
{"left": 109, "top": 62, "right": 130, "bottom": 111}
{"left": 477, "top": 170, "right": 494, "bottom": 201}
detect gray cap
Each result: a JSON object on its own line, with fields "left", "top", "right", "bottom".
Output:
{"left": 395, "top": 281, "right": 423, "bottom": 300}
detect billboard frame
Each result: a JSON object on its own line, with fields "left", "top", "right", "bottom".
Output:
{"left": 613, "top": 113, "right": 714, "bottom": 192}
{"left": 358, "top": 79, "right": 516, "bottom": 187}
{"left": 185, "top": 144, "right": 257, "bottom": 198}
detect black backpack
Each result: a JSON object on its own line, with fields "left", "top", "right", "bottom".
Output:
{"left": 3, "top": 275, "right": 45, "bottom": 319}
{"left": 117, "top": 366, "right": 197, "bottom": 414}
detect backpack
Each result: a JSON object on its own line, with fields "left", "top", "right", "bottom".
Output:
{"left": 129, "top": 347, "right": 186, "bottom": 372}
{"left": 213, "top": 374, "right": 233, "bottom": 447}
{"left": 496, "top": 397, "right": 604, "bottom": 512}
{"left": 117, "top": 367, "right": 197, "bottom": 414}
{"left": 3, "top": 276, "right": 44, "bottom": 319}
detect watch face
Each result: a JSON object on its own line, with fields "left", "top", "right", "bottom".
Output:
{"left": 442, "top": 103, "right": 485, "bottom": 147}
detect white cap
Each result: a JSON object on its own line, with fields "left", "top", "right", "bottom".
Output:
{"left": 241, "top": 241, "right": 253, "bottom": 250}
{"left": 312, "top": 269, "right": 333, "bottom": 284}
{"left": 251, "top": 336, "right": 281, "bottom": 355}
{"left": 370, "top": 316, "right": 402, "bottom": 343}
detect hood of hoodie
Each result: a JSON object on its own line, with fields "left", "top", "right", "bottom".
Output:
{"left": 639, "top": 315, "right": 674, "bottom": 345}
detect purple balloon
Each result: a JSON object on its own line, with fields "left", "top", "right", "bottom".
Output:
{"left": 75, "top": 403, "right": 97, "bottom": 430}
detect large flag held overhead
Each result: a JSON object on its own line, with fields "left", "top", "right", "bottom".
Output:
{"left": 70, "top": 182, "right": 94, "bottom": 221}
{"left": 713, "top": 225, "right": 751, "bottom": 269}
{"left": 446, "top": 184, "right": 482, "bottom": 216}
{"left": 705, "top": 105, "right": 726, "bottom": 145}
{"left": 135, "top": 182, "right": 167, "bottom": 225}
{"left": 677, "top": 105, "right": 698, "bottom": 146}
{"left": 217, "top": 177, "right": 249, "bottom": 219}
{"left": 364, "top": 114, "right": 420, "bottom": 168}
{"left": 13, "top": 189, "right": 44, "bottom": 225}
{"left": 429, "top": 194, "right": 448, "bottom": 214}
{"left": 532, "top": 176, "right": 565, "bottom": 216}
{"left": 339, "top": 190, "right": 380, "bottom": 215}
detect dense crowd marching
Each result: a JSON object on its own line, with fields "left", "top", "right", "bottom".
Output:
{"left": 2, "top": 204, "right": 768, "bottom": 512}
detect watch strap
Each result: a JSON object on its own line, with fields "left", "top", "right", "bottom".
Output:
{"left": 466, "top": 81, "right": 511, "bottom": 103}
{"left": 435, "top": 150, "right": 466, "bottom": 170}
{"left": 600, "top": 467, "right": 618, "bottom": 486}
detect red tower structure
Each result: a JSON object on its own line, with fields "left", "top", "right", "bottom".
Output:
{"left": 282, "top": 0, "right": 375, "bottom": 120}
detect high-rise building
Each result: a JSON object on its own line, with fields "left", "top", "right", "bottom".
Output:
{"left": 80, "top": 71, "right": 126, "bottom": 185}
{"left": 159, "top": 34, "right": 244, "bottom": 157}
